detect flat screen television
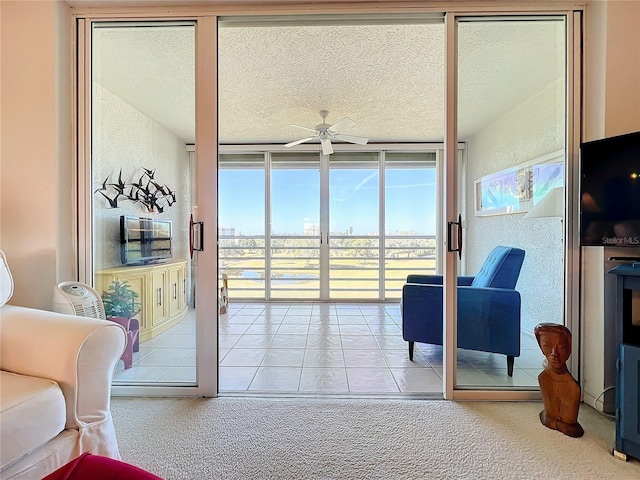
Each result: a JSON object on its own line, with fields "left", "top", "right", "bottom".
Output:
{"left": 120, "top": 215, "right": 173, "bottom": 265}
{"left": 580, "top": 131, "right": 640, "bottom": 247}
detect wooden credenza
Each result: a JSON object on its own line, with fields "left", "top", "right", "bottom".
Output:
{"left": 96, "top": 259, "right": 188, "bottom": 343}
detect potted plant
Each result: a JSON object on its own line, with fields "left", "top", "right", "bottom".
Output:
{"left": 101, "top": 281, "right": 141, "bottom": 361}
{"left": 101, "top": 280, "right": 141, "bottom": 320}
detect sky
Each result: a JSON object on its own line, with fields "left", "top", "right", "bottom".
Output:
{"left": 218, "top": 167, "right": 436, "bottom": 236}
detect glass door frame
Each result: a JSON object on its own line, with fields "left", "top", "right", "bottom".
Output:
{"left": 75, "top": 15, "right": 218, "bottom": 397}
{"left": 73, "top": 4, "right": 584, "bottom": 400}
{"left": 443, "top": 10, "right": 582, "bottom": 400}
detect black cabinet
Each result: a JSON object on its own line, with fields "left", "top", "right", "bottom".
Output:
{"left": 610, "top": 265, "right": 640, "bottom": 461}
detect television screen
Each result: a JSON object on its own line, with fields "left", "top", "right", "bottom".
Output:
{"left": 120, "top": 215, "right": 173, "bottom": 265}
{"left": 580, "top": 131, "right": 640, "bottom": 247}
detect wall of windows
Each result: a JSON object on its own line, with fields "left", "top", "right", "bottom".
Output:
{"left": 219, "top": 147, "right": 441, "bottom": 301}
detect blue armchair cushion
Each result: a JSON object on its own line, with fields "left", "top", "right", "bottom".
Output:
{"left": 470, "top": 246, "right": 525, "bottom": 288}
{"left": 406, "top": 275, "right": 475, "bottom": 286}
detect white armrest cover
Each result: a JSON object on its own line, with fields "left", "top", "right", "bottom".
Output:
{"left": 0, "top": 305, "right": 126, "bottom": 459}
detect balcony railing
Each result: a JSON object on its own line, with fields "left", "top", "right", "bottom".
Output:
{"left": 219, "top": 234, "right": 436, "bottom": 300}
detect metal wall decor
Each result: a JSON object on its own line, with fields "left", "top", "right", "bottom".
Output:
{"left": 95, "top": 167, "right": 176, "bottom": 213}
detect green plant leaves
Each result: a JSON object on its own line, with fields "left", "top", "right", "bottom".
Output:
{"left": 102, "top": 281, "right": 141, "bottom": 319}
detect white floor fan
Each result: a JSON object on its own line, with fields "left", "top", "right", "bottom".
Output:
{"left": 284, "top": 110, "right": 369, "bottom": 155}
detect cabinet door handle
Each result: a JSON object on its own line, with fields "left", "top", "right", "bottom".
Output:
{"left": 157, "top": 287, "right": 162, "bottom": 306}
{"left": 173, "top": 283, "right": 178, "bottom": 300}
{"left": 183, "top": 278, "right": 186, "bottom": 295}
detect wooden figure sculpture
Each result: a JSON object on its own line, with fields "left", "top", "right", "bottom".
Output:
{"left": 534, "top": 323, "right": 584, "bottom": 438}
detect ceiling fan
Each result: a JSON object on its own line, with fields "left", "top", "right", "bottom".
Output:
{"left": 284, "top": 110, "right": 369, "bottom": 155}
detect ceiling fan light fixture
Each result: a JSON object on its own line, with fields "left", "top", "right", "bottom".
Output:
{"left": 284, "top": 110, "right": 369, "bottom": 155}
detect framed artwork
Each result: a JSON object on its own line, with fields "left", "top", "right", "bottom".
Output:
{"left": 475, "top": 151, "right": 564, "bottom": 217}
{"left": 531, "top": 160, "right": 564, "bottom": 204}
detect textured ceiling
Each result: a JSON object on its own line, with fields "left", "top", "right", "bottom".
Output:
{"left": 93, "top": 18, "right": 564, "bottom": 145}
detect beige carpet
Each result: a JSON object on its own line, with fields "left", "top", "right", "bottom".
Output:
{"left": 111, "top": 397, "right": 639, "bottom": 479}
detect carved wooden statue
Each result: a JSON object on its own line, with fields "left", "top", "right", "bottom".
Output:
{"left": 534, "top": 323, "right": 584, "bottom": 438}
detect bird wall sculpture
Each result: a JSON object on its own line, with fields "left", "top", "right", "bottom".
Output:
{"left": 95, "top": 167, "right": 176, "bottom": 213}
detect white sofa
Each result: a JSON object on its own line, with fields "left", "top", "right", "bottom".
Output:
{"left": 0, "top": 251, "right": 126, "bottom": 480}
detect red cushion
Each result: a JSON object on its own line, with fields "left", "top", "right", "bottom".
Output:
{"left": 42, "top": 453, "right": 162, "bottom": 480}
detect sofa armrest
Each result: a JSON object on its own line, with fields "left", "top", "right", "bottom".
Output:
{"left": 406, "top": 274, "right": 474, "bottom": 286}
{"left": 457, "top": 276, "right": 475, "bottom": 286}
{"left": 407, "top": 274, "right": 443, "bottom": 285}
{"left": 457, "top": 286, "right": 522, "bottom": 356}
{"left": 0, "top": 305, "right": 125, "bottom": 429}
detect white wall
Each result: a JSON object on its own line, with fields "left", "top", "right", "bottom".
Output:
{"left": 0, "top": 0, "right": 72, "bottom": 309}
{"left": 584, "top": 0, "right": 640, "bottom": 142}
{"left": 602, "top": 1, "right": 640, "bottom": 138}
{"left": 92, "top": 84, "right": 191, "bottom": 269}
{"left": 465, "top": 80, "right": 565, "bottom": 337}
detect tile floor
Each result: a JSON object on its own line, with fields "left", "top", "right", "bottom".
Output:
{"left": 114, "top": 302, "right": 545, "bottom": 394}
{"left": 113, "top": 311, "right": 197, "bottom": 384}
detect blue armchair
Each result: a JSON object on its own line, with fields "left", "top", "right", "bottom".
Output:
{"left": 401, "top": 246, "right": 525, "bottom": 376}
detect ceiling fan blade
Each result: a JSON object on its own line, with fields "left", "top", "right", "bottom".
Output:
{"left": 333, "top": 133, "right": 369, "bottom": 145}
{"left": 320, "top": 138, "right": 333, "bottom": 155}
{"left": 284, "top": 137, "right": 315, "bottom": 148}
{"left": 288, "top": 124, "right": 317, "bottom": 133}
{"left": 329, "top": 117, "right": 355, "bottom": 133}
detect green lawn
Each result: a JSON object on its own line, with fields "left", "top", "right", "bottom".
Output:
{"left": 220, "top": 257, "right": 436, "bottom": 300}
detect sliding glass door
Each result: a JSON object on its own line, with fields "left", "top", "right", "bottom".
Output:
{"left": 328, "top": 153, "right": 380, "bottom": 299}
{"left": 90, "top": 22, "right": 198, "bottom": 387}
{"left": 219, "top": 154, "right": 266, "bottom": 300}
{"left": 443, "top": 13, "right": 574, "bottom": 397}
{"left": 271, "top": 153, "right": 321, "bottom": 300}
{"left": 82, "top": 17, "right": 218, "bottom": 396}
{"left": 384, "top": 152, "right": 439, "bottom": 297}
